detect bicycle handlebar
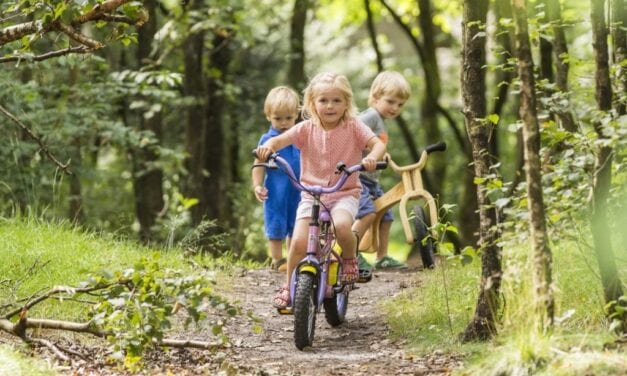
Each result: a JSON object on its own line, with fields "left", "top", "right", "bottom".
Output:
{"left": 424, "top": 142, "right": 447, "bottom": 154}
{"left": 252, "top": 149, "right": 387, "bottom": 196}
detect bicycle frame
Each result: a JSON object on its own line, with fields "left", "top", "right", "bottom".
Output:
{"left": 359, "top": 142, "right": 446, "bottom": 253}
{"left": 290, "top": 201, "right": 343, "bottom": 311}
{"left": 256, "top": 154, "right": 369, "bottom": 312}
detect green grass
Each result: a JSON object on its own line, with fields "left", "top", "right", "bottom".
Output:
{"left": 380, "top": 238, "right": 627, "bottom": 375}
{"left": 0, "top": 217, "right": 194, "bottom": 320}
{"left": 0, "top": 345, "right": 55, "bottom": 376}
{"left": 0, "top": 217, "right": 261, "bottom": 373}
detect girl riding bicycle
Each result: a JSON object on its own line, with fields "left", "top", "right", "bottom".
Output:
{"left": 254, "top": 72, "right": 386, "bottom": 309}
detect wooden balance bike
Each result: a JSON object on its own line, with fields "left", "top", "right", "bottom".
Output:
{"left": 358, "top": 142, "right": 446, "bottom": 269}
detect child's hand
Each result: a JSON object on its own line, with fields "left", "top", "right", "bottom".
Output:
{"left": 253, "top": 185, "right": 268, "bottom": 202}
{"left": 361, "top": 157, "right": 377, "bottom": 171}
{"left": 255, "top": 145, "right": 274, "bottom": 161}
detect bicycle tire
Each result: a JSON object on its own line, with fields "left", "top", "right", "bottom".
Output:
{"left": 412, "top": 205, "right": 435, "bottom": 269}
{"left": 293, "top": 272, "right": 317, "bottom": 350}
{"left": 323, "top": 286, "right": 349, "bottom": 326}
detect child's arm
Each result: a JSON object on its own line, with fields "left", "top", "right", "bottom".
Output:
{"left": 255, "top": 132, "right": 293, "bottom": 161}
{"left": 361, "top": 136, "right": 386, "bottom": 171}
{"left": 251, "top": 159, "right": 267, "bottom": 202}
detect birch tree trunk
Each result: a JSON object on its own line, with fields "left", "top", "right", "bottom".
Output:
{"left": 512, "top": 0, "right": 555, "bottom": 331}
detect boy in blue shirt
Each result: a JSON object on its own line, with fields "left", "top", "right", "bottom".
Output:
{"left": 252, "top": 86, "right": 301, "bottom": 272}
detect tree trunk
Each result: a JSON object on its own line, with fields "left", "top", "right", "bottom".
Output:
{"left": 183, "top": 3, "right": 207, "bottom": 226}
{"left": 547, "top": 0, "right": 577, "bottom": 131}
{"left": 67, "top": 64, "right": 85, "bottom": 225}
{"left": 133, "top": 0, "right": 164, "bottom": 243}
{"left": 590, "top": 0, "right": 626, "bottom": 332}
{"left": 512, "top": 0, "right": 555, "bottom": 331}
{"left": 203, "top": 31, "right": 232, "bottom": 223}
{"left": 611, "top": 0, "right": 626, "bottom": 116}
{"left": 417, "top": 0, "right": 445, "bottom": 196}
{"left": 287, "top": 0, "right": 311, "bottom": 92}
{"left": 364, "top": 0, "right": 384, "bottom": 71}
{"left": 460, "top": 0, "right": 502, "bottom": 342}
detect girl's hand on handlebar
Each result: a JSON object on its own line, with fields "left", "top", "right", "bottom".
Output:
{"left": 255, "top": 145, "right": 274, "bottom": 161}
{"left": 361, "top": 157, "right": 377, "bottom": 171}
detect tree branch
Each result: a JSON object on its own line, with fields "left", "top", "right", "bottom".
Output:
{"left": 0, "top": 104, "right": 72, "bottom": 175}
{"left": 3, "top": 284, "right": 109, "bottom": 319}
{"left": 0, "top": 46, "right": 93, "bottom": 63}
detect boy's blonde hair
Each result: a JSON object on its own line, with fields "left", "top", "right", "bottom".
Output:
{"left": 302, "top": 72, "right": 357, "bottom": 124}
{"left": 264, "top": 86, "right": 300, "bottom": 117}
{"left": 367, "top": 71, "right": 411, "bottom": 107}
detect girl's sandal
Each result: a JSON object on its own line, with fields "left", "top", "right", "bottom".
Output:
{"left": 341, "top": 257, "right": 359, "bottom": 284}
{"left": 272, "top": 285, "right": 290, "bottom": 309}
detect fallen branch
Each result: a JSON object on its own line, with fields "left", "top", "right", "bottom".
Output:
{"left": 0, "top": 316, "right": 220, "bottom": 354}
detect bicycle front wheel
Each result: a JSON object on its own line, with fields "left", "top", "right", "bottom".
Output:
{"left": 293, "top": 272, "right": 317, "bottom": 350}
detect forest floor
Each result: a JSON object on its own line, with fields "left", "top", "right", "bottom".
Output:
{"left": 6, "top": 262, "right": 465, "bottom": 375}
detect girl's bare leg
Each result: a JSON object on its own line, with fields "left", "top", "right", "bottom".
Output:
{"left": 333, "top": 210, "right": 356, "bottom": 258}
{"left": 285, "top": 218, "right": 309, "bottom": 286}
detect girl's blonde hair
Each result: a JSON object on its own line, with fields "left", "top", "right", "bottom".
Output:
{"left": 264, "top": 86, "right": 300, "bottom": 117}
{"left": 301, "top": 72, "right": 357, "bottom": 124}
{"left": 367, "top": 71, "right": 411, "bottom": 107}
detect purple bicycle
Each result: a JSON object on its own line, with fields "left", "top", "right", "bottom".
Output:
{"left": 253, "top": 151, "right": 386, "bottom": 349}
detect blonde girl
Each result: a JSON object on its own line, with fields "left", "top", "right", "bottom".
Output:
{"left": 255, "top": 72, "right": 386, "bottom": 309}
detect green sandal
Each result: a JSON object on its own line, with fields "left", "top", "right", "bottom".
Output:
{"left": 270, "top": 258, "right": 287, "bottom": 272}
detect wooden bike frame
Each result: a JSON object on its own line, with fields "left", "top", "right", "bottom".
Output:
{"left": 358, "top": 150, "right": 438, "bottom": 253}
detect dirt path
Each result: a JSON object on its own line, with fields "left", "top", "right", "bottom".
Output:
{"left": 15, "top": 265, "right": 462, "bottom": 375}
{"left": 210, "top": 266, "right": 463, "bottom": 376}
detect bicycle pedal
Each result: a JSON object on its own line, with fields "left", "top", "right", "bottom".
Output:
{"left": 277, "top": 307, "right": 293, "bottom": 315}
{"left": 357, "top": 275, "right": 372, "bottom": 283}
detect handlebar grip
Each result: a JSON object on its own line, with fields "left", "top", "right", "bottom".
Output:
{"left": 425, "top": 142, "right": 446, "bottom": 154}
{"left": 376, "top": 161, "right": 388, "bottom": 170}
{"left": 251, "top": 149, "right": 259, "bottom": 158}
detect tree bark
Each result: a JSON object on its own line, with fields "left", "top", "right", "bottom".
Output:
{"left": 183, "top": 0, "right": 207, "bottom": 226}
{"left": 133, "top": 0, "right": 165, "bottom": 243}
{"left": 590, "top": 0, "right": 626, "bottom": 332}
{"left": 416, "top": 0, "right": 445, "bottom": 196}
{"left": 203, "top": 31, "right": 232, "bottom": 223}
{"left": 547, "top": 0, "right": 577, "bottom": 131}
{"left": 287, "top": 0, "right": 311, "bottom": 92}
{"left": 460, "top": 0, "right": 502, "bottom": 342}
{"left": 512, "top": 0, "right": 555, "bottom": 331}
{"left": 365, "top": 0, "right": 384, "bottom": 72}
{"left": 611, "top": 0, "right": 627, "bottom": 116}
{"left": 67, "top": 65, "right": 86, "bottom": 225}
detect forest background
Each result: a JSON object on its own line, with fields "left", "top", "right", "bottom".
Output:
{"left": 0, "top": 0, "right": 626, "bottom": 373}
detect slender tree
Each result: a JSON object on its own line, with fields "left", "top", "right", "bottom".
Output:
{"left": 132, "top": 0, "right": 165, "bottom": 243}
{"left": 287, "top": 0, "right": 311, "bottom": 93}
{"left": 512, "top": 0, "right": 555, "bottom": 331}
{"left": 547, "top": 0, "right": 577, "bottom": 131}
{"left": 183, "top": 0, "right": 207, "bottom": 226}
{"left": 590, "top": 0, "right": 626, "bottom": 332}
{"left": 460, "top": 0, "right": 503, "bottom": 341}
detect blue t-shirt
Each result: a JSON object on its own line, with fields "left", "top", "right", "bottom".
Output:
{"left": 258, "top": 126, "right": 301, "bottom": 239}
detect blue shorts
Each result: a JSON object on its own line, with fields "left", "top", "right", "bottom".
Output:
{"left": 356, "top": 177, "right": 393, "bottom": 221}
